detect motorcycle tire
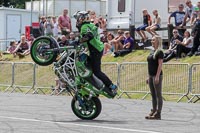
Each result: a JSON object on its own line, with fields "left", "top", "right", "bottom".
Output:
{"left": 31, "top": 36, "right": 57, "bottom": 66}
{"left": 71, "top": 96, "right": 102, "bottom": 120}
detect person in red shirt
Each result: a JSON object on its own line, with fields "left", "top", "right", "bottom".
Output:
{"left": 58, "top": 9, "right": 72, "bottom": 37}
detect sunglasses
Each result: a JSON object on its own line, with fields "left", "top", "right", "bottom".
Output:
{"left": 173, "top": 31, "right": 178, "bottom": 33}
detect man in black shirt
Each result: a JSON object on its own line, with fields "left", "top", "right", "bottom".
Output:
{"left": 163, "top": 29, "right": 183, "bottom": 62}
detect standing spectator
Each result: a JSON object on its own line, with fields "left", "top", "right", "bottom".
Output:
{"left": 58, "top": 9, "right": 72, "bottom": 36}
{"left": 112, "top": 30, "right": 125, "bottom": 52}
{"left": 52, "top": 16, "right": 59, "bottom": 39}
{"left": 187, "top": 12, "right": 200, "bottom": 56}
{"left": 98, "top": 15, "right": 107, "bottom": 31}
{"left": 163, "top": 29, "right": 183, "bottom": 62}
{"left": 168, "top": 4, "right": 186, "bottom": 36}
{"left": 191, "top": 3, "right": 200, "bottom": 25}
{"left": 175, "top": 31, "right": 193, "bottom": 58}
{"left": 145, "top": 35, "right": 164, "bottom": 120}
{"left": 44, "top": 16, "right": 54, "bottom": 36}
{"left": 146, "top": 10, "right": 161, "bottom": 36}
{"left": 89, "top": 10, "right": 99, "bottom": 26}
{"left": 12, "top": 35, "right": 30, "bottom": 58}
{"left": 113, "top": 31, "right": 134, "bottom": 57}
{"left": 39, "top": 16, "right": 46, "bottom": 36}
{"left": 136, "top": 9, "right": 152, "bottom": 42}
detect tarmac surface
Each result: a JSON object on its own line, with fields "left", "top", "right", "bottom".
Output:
{"left": 0, "top": 93, "right": 199, "bottom": 133}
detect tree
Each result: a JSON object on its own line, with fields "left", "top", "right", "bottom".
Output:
{"left": 0, "top": 0, "right": 33, "bottom": 9}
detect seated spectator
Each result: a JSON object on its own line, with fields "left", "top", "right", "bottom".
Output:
{"left": 104, "top": 32, "right": 115, "bottom": 54}
{"left": 12, "top": 35, "right": 30, "bottom": 58}
{"left": 163, "top": 29, "right": 183, "bottom": 62}
{"left": 168, "top": 4, "right": 186, "bottom": 36}
{"left": 68, "top": 32, "right": 79, "bottom": 46}
{"left": 136, "top": 9, "right": 152, "bottom": 42}
{"left": 100, "top": 30, "right": 108, "bottom": 43}
{"left": 175, "top": 31, "right": 193, "bottom": 58}
{"left": 112, "top": 30, "right": 125, "bottom": 52}
{"left": 58, "top": 35, "right": 69, "bottom": 47}
{"left": 3, "top": 41, "right": 17, "bottom": 56}
{"left": 146, "top": 10, "right": 161, "bottom": 36}
{"left": 113, "top": 31, "right": 134, "bottom": 57}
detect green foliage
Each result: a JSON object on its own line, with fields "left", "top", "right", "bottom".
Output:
{"left": 0, "top": 0, "right": 32, "bottom": 9}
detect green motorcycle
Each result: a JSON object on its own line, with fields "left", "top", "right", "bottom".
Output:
{"left": 30, "top": 36, "right": 117, "bottom": 120}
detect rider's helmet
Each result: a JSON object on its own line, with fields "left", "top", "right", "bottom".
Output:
{"left": 73, "top": 11, "right": 89, "bottom": 31}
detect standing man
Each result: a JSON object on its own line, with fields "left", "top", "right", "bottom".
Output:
{"left": 58, "top": 9, "right": 72, "bottom": 37}
{"left": 39, "top": 16, "right": 46, "bottom": 36}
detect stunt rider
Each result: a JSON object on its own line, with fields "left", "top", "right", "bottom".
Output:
{"left": 73, "top": 11, "right": 118, "bottom": 95}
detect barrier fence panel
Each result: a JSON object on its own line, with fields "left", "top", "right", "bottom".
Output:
{"left": 34, "top": 65, "right": 57, "bottom": 94}
{"left": 162, "top": 63, "right": 190, "bottom": 102}
{"left": 0, "top": 62, "right": 13, "bottom": 91}
{"left": 118, "top": 62, "right": 149, "bottom": 98}
{"left": 101, "top": 62, "right": 120, "bottom": 92}
{"left": 189, "top": 64, "right": 200, "bottom": 103}
{"left": 11, "top": 62, "right": 35, "bottom": 93}
{"left": 118, "top": 62, "right": 190, "bottom": 101}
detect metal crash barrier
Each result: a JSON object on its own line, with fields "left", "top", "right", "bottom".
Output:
{"left": 11, "top": 62, "right": 35, "bottom": 93}
{"left": 1, "top": 61, "right": 200, "bottom": 103}
{"left": 34, "top": 64, "right": 57, "bottom": 95}
{"left": 0, "top": 62, "right": 14, "bottom": 91}
{"left": 188, "top": 64, "right": 200, "bottom": 103}
{"left": 118, "top": 62, "right": 190, "bottom": 102}
{"left": 162, "top": 63, "right": 190, "bottom": 102}
{"left": 118, "top": 62, "right": 149, "bottom": 99}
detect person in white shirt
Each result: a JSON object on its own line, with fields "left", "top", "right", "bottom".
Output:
{"left": 52, "top": 16, "right": 59, "bottom": 39}
{"left": 175, "top": 30, "right": 193, "bottom": 58}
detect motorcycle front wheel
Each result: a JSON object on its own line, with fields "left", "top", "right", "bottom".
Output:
{"left": 71, "top": 96, "right": 102, "bottom": 120}
{"left": 31, "top": 36, "right": 57, "bottom": 66}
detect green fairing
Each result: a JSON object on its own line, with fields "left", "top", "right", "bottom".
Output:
{"left": 80, "top": 23, "right": 104, "bottom": 52}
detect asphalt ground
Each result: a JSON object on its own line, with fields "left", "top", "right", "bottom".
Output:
{"left": 0, "top": 93, "right": 199, "bottom": 133}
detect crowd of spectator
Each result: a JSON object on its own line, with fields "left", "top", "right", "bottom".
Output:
{"left": 1, "top": 0, "right": 200, "bottom": 61}
{"left": 135, "top": 0, "right": 200, "bottom": 62}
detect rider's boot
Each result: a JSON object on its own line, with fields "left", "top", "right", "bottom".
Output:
{"left": 109, "top": 84, "right": 118, "bottom": 95}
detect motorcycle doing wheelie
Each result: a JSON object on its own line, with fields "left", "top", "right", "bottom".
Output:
{"left": 30, "top": 36, "right": 118, "bottom": 120}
